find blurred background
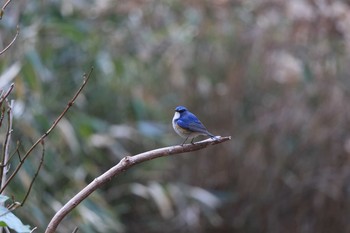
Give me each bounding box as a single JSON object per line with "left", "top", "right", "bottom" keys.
{"left": 1, "top": 0, "right": 350, "bottom": 232}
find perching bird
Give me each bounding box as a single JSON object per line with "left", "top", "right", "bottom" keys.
{"left": 172, "top": 106, "right": 215, "bottom": 145}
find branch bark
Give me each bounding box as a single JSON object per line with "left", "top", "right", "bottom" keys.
{"left": 45, "top": 136, "right": 231, "bottom": 233}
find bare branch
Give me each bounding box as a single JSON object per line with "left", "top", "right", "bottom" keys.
{"left": 0, "top": 68, "right": 93, "bottom": 193}
{"left": 21, "top": 140, "right": 45, "bottom": 206}
{"left": 0, "top": 27, "right": 19, "bottom": 55}
{"left": 45, "top": 136, "right": 231, "bottom": 233}
{"left": 0, "top": 84, "right": 14, "bottom": 108}
{"left": 0, "top": 84, "right": 14, "bottom": 130}
{"left": 0, "top": 0, "right": 12, "bottom": 19}
{"left": 0, "top": 107, "right": 5, "bottom": 129}
{"left": 0, "top": 141, "right": 21, "bottom": 167}
{"left": 0, "top": 100, "right": 13, "bottom": 189}
{"left": 16, "top": 147, "right": 21, "bottom": 162}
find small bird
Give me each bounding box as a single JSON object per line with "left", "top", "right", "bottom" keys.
{"left": 172, "top": 106, "right": 215, "bottom": 145}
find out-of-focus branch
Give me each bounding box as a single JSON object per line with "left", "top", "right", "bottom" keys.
{"left": 0, "top": 67, "right": 94, "bottom": 193}
{"left": 0, "top": 142, "right": 20, "bottom": 168}
{"left": 0, "top": 26, "right": 19, "bottom": 55}
{"left": 45, "top": 136, "right": 231, "bottom": 233}
{"left": 0, "top": 84, "right": 14, "bottom": 108}
{"left": 0, "top": 0, "right": 12, "bottom": 19}
{"left": 0, "top": 85, "right": 15, "bottom": 193}
{"left": 0, "top": 84, "right": 15, "bottom": 131}
{"left": 21, "top": 140, "right": 45, "bottom": 206}
{"left": 0, "top": 100, "right": 13, "bottom": 189}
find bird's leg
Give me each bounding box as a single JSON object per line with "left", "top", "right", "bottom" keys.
{"left": 208, "top": 133, "right": 218, "bottom": 141}
{"left": 191, "top": 137, "right": 195, "bottom": 144}
{"left": 181, "top": 136, "right": 189, "bottom": 146}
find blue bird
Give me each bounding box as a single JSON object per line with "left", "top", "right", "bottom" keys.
{"left": 172, "top": 106, "right": 215, "bottom": 145}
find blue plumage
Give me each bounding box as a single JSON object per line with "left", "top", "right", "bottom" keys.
{"left": 172, "top": 106, "right": 214, "bottom": 145}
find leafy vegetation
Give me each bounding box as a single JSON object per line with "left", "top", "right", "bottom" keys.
{"left": 1, "top": 0, "right": 350, "bottom": 232}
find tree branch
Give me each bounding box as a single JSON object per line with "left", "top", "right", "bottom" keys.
{"left": 0, "top": 0, "right": 12, "bottom": 19}
{"left": 0, "top": 83, "right": 14, "bottom": 108}
{"left": 20, "top": 139, "right": 45, "bottom": 206}
{"left": 0, "top": 100, "right": 13, "bottom": 189}
{"left": 0, "top": 68, "right": 93, "bottom": 193}
{"left": 45, "top": 136, "right": 231, "bottom": 233}
{"left": 0, "top": 26, "right": 19, "bottom": 55}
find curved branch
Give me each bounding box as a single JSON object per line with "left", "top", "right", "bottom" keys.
{"left": 45, "top": 136, "right": 231, "bottom": 233}
{"left": 0, "top": 0, "right": 12, "bottom": 19}
{"left": 0, "top": 26, "right": 19, "bottom": 55}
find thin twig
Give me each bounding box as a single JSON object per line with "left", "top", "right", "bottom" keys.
{"left": 2, "top": 0, "right": 11, "bottom": 11}
{"left": 0, "top": 0, "right": 12, "bottom": 19}
{"left": 0, "top": 107, "right": 5, "bottom": 129}
{"left": 0, "top": 0, "right": 11, "bottom": 19}
{"left": 6, "top": 201, "right": 20, "bottom": 212}
{"left": 45, "top": 136, "right": 231, "bottom": 233}
{"left": 21, "top": 140, "right": 45, "bottom": 206}
{"left": 0, "top": 84, "right": 14, "bottom": 108}
{"left": 16, "top": 148, "right": 21, "bottom": 162}
{"left": 0, "top": 142, "right": 20, "bottom": 168}
{"left": 0, "top": 100, "right": 13, "bottom": 233}
{"left": 0, "top": 67, "right": 94, "bottom": 193}
{"left": 0, "top": 100, "right": 13, "bottom": 189}
{"left": 0, "top": 84, "right": 14, "bottom": 129}
{"left": 5, "top": 141, "right": 20, "bottom": 166}
{"left": 0, "top": 27, "right": 19, "bottom": 55}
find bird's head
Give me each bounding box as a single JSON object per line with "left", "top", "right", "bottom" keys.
{"left": 175, "top": 106, "right": 188, "bottom": 113}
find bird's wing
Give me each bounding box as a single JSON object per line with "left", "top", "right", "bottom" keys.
{"left": 177, "top": 112, "right": 211, "bottom": 135}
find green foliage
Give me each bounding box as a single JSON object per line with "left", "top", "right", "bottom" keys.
{"left": 0, "top": 195, "right": 31, "bottom": 232}
{"left": 1, "top": 0, "right": 350, "bottom": 233}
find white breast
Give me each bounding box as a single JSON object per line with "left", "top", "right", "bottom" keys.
{"left": 172, "top": 112, "right": 180, "bottom": 130}
{"left": 173, "top": 112, "right": 180, "bottom": 121}
{"left": 172, "top": 112, "right": 186, "bottom": 138}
